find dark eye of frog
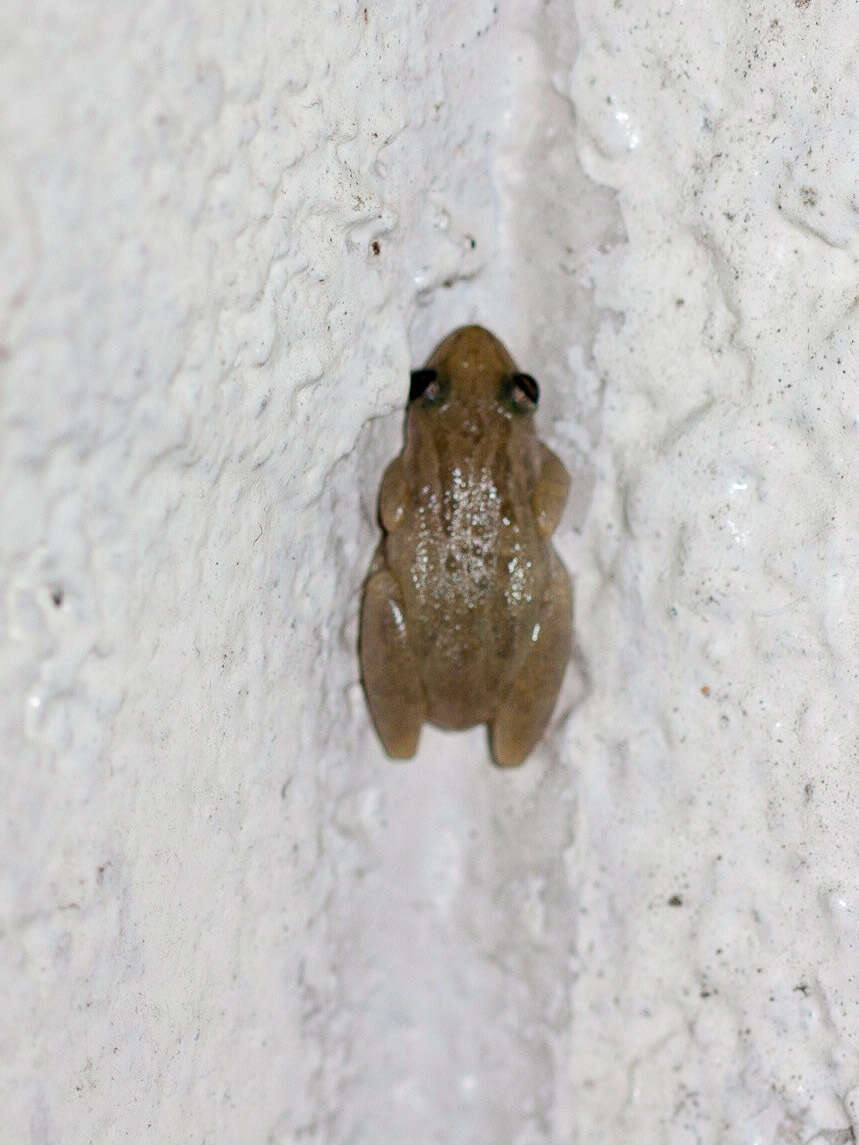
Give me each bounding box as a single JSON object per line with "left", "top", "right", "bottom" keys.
{"left": 409, "top": 368, "right": 445, "bottom": 405}
{"left": 505, "top": 372, "right": 539, "bottom": 412}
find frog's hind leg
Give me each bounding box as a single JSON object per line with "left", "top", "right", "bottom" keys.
{"left": 489, "top": 551, "right": 573, "bottom": 768}
{"left": 360, "top": 568, "right": 427, "bottom": 759}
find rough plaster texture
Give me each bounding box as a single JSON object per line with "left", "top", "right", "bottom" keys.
{"left": 2, "top": 1, "right": 858, "bottom": 1143}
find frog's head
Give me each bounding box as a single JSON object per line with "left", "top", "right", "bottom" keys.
{"left": 408, "top": 326, "right": 539, "bottom": 436}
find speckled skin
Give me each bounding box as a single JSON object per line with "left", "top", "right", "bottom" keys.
{"left": 360, "top": 326, "right": 573, "bottom": 767}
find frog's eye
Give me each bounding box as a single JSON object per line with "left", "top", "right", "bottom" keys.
{"left": 409, "top": 368, "right": 443, "bottom": 404}
{"left": 508, "top": 372, "right": 539, "bottom": 411}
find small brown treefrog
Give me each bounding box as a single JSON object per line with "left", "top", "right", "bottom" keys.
{"left": 360, "top": 325, "right": 573, "bottom": 767}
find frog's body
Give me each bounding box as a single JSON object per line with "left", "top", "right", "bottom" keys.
{"left": 360, "top": 325, "right": 573, "bottom": 767}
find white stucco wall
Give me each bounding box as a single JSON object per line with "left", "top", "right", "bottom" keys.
{"left": 3, "top": 1, "right": 858, "bottom": 1142}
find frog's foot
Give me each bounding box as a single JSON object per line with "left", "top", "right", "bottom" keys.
{"left": 489, "top": 551, "right": 572, "bottom": 767}
{"left": 360, "top": 569, "right": 427, "bottom": 759}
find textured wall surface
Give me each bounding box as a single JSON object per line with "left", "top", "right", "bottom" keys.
{"left": 2, "top": 1, "right": 858, "bottom": 1142}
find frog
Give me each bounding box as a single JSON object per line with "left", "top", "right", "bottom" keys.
{"left": 360, "top": 325, "right": 573, "bottom": 767}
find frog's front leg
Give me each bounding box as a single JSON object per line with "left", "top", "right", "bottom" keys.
{"left": 360, "top": 560, "right": 427, "bottom": 759}
{"left": 379, "top": 455, "right": 408, "bottom": 532}
{"left": 489, "top": 550, "right": 572, "bottom": 767}
{"left": 533, "top": 444, "right": 571, "bottom": 538}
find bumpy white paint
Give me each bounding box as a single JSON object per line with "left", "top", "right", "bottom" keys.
{"left": 2, "top": 1, "right": 857, "bottom": 1142}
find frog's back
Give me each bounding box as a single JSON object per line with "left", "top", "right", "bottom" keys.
{"left": 387, "top": 408, "right": 549, "bottom": 729}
